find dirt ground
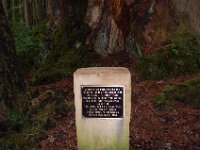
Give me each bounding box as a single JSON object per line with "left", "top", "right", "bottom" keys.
{"left": 33, "top": 54, "right": 200, "bottom": 150}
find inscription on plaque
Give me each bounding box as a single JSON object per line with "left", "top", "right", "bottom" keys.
{"left": 81, "top": 86, "right": 124, "bottom": 118}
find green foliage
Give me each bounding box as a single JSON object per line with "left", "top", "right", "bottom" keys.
{"left": 0, "top": 89, "right": 42, "bottom": 149}
{"left": 10, "top": 0, "right": 90, "bottom": 82}
{"left": 0, "top": 125, "right": 47, "bottom": 150}
{"left": 137, "top": 33, "right": 200, "bottom": 80}
{"left": 11, "top": 20, "right": 35, "bottom": 53}
{"left": 154, "top": 76, "right": 200, "bottom": 110}
{"left": 27, "top": 0, "right": 91, "bottom": 85}
{"left": 0, "top": 87, "right": 74, "bottom": 149}
{"left": 12, "top": 21, "right": 31, "bottom": 52}
{"left": 12, "top": 20, "right": 46, "bottom": 71}
{"left": 33, "top": 46, "right": 96, "bottom": 85}
{"left": 5, "top": 109, "right": 28, "bottom": 129}
{"left": 154, "top": 86, "right": 174, "bottom": 110}
{"left": 17, "top": 48, "right": 40, "bottom": 72}
{"left": 3, "top": 91, "right": 32, "bottom": 130}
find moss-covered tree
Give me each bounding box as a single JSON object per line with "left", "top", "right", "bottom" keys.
{"left": 0, "top": 2, "right": 24, "bottom": 108}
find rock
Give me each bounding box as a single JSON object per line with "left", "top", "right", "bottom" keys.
{"left": 75, "top": 42, "right": 82, "bottom": 49}
{"left": 69, "top": 120, "right": 75, "bottom": 127}
{"left": 136, "top": 144, "right": 142, "bottom": 148}
{"left": 165, "top": 143, "right": 173, "bottom": 150}
{"left": 175, "top": 120, "right": 181, "bottom": 125}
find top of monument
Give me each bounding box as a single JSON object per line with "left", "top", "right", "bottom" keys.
{"left": 74, "top": 67, "right": 130, "bottom": 75}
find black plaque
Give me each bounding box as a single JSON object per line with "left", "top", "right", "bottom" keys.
{"left": 81, "top": 86, "right": 124, "bottom": 118}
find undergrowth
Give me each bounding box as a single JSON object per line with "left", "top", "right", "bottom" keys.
{"left": 154, "top": 76, "right": 200, "bottom": 110}
{"left": 12, "top": 20, "right": 45, "bottom": 72}
{"left": 137, "top": 33, "right": 200, "bottom": 80}
{"left": 33, "top": 45, "right": 96, "bottom": 85}
{"left": 13, "top": 0, "right": 92, "bottom": 85}
{"left": 0, "top": 88, "right": 74, "bottom": 149}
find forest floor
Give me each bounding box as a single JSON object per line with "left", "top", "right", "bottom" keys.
{"left": 30, "top": 53, "right": 200, "bottom": 150}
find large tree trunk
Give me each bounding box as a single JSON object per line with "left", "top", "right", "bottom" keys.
{"left": 0, "top": 2, "right": 24, "bottom": 108}
{"left": 85, "top": 0, "right": 134, "bottom": 56}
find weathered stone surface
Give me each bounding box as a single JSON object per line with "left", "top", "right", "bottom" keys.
{"left": 74, "top": 67, "right": 131, "bottom": 150}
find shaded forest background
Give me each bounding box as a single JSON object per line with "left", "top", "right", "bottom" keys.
{"left": 0, "top": 0, "right": 200, "bottom": 149}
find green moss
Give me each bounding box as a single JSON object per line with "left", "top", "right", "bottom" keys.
{"left": 5, "top": 109, "right": 28, "bottom": 130}
{"left": 154, "top": 76, "right": 200, "bottom": 110}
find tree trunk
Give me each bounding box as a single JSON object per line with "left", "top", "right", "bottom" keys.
{"left": 0, "top": 2, "right": 24, "bottom": 108}
{"left": 60, "top": 0, "right": 67, "bottom": 17}
{"left": 46, "top": 0, "right": 54, "bottom": 17}
{"left": 2, "top": 0, "right": 12, "bottom": 19}
{"left": 23, "top": 0, "right": 32, "bottom": 27}
{"left": 1, "top": 0, "right": 12, "bottom": 19}
{"left": 40, "top": 0, "right": 46, "bottom": 21}
{"left": 33, "top": 0, "right": 46, "bottom": 24}
{"left": 11, "top": 0, "right": 15, "bottom": 20}
{"left": 2, "top": 0, "right": 8, "bottom": 17}
{"left": 85, "top": 0, "right": 132, "bottom": 56}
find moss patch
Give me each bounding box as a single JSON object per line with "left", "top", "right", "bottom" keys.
{"left": 154, "top": 76, "right": 200, "bottom": 110}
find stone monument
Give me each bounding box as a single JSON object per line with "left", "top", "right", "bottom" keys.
{"left": 74, "top": 67, "right": 131, "bottom": 150}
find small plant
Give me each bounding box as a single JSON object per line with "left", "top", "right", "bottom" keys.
{"left": 154, "top": 76, "right": 200, "bottom": 110}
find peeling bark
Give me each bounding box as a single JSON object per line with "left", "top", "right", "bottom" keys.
{"left": 85, "top": 0, "right": 132, "bottom": 56}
